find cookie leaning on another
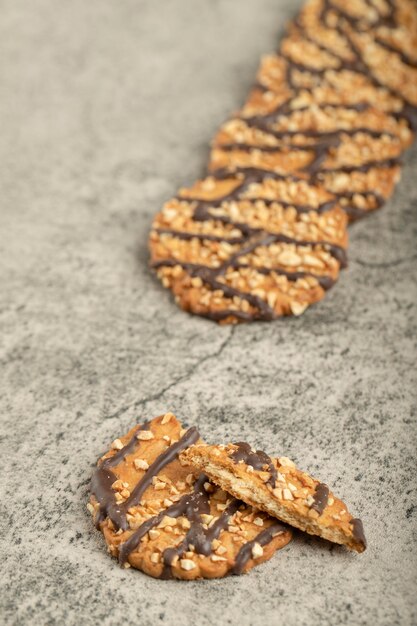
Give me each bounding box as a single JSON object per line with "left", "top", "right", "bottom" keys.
{"left": 88, "top": 414, "right": 292, "bottom": 579}
{"left": 180, "top": 441, "right": 366, "bottom": 553}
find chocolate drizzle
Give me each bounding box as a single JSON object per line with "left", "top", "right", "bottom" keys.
{"left": 91, "top": 425, "right": 199, "bottom": 531}
{"left": 311, "top": 482, "right": 329, "bottom": 515}
{"left": 231, "top": 522, "right": 288, "bottom": 575}
{"left": 231, "top": 442, "right": 277, "bottom": 488}
{"left": 118, "top": 473, "right": 245, "bottom": 577}
{"left": 351, "top": 517, "right": 367, "bottom": 550}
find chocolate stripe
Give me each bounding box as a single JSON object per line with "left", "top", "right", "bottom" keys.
{"left": 311, "top": 483, "right": 329, "bottom": 515}
{"left": 232, "top": 523, "right": 288, "bottom": 575}
{"left": 120, "top": 427, "right": 200, "bottom": 524}
{"left": 351, "top": 517, "right": 367, "bottom": 549}
{"left": 152, "top": 258, "right": 335, "bottom": 291}
{"left": 91, "top": 425, "right": 199, "bottom": 531}
{"left": 118, "top": 474, "right": 243, "bottom": 578}
{"left": 231, "top": 442, "right": 277, "bottom": 488}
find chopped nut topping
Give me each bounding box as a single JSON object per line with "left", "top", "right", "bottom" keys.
{"left": 180, "top": 559, "right": 196, "bottom": 571}
{"left": 204, "top": 482, "right": 214, "bottom": 493}
{"left": 228, "top": 525, "right": 239, "bottom": 533}
{"left": 150, "top": 552, "right": 160, "bottom": 564}
{"left": 86, "top": 503, "right": 95, "bottom": 515}
{"left": 111, "top": 439, "right": 124, "bottom": 451}
{"left": 180, "top": 518, "right": 191, "bottom": 530}
{"left": 201, "top": 514, "right": 214, "bottom": 525}
{"left": 154, "top": 481, "right": 166, "bottom": 491}
{"left": 278, "top": 457, "right": 296, "bottom": 468}
{"left": 305, "top": 495, "right": 315, "bottom": 507}
{"left": 134, "top": 458, "right": 149, "bottom": 471}
{"left": 283, "top": 488, "right": 294, "bottom": 501}
{"left": 253, "top": 517, "right": 264, "bottom": 527}
{"left": 158, "top": 515, "right": 177, "bottom": 528}
{"left": 211, "top": 555, "right": 227, "bottom": 562}
{"left": 216, "top": 545, "right": 227, "bottom": 555}
{"left": 251, "top": 543, "right": 264, "bottom": 559}
{"left": 148, "top": 529, "right": 160, "bottom": 540}
{"left": 185, "top": 474, "right": 195, "bottom": 486}
{"left": 259, "top": 471, "right": 271, "bottom": 483}
{"left": 136, "top": 430, "right": 154, "bottom": 441}
{"left": 273, "top": 488, "right": 282, "bottom": 499}
{"left": 161, "top": 412, "right": 174, "bottom": 425}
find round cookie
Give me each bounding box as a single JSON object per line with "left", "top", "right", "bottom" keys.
{"left": 149, "top": 172, "right": 348, "bottom": 323}
{"left": 89, "top": 414, "right": 292, "bottom": 579}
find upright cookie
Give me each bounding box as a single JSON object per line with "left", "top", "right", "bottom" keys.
{"left": 150, "top": 172, "right": 348, "bottom": 323}
{"left": 180, "top": 442, "right": 366, "bottom": 553}
{"left": 88, "top": 414, "right": 292, "bottom": 579}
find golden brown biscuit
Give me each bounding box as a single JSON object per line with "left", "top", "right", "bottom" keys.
{"left": 149, "top": 172, "right": 348, "bottom": 323}
{"left": 88, "top": 414, "right": 292, "bottom": 579}
{"left": 180, "top": 442, "right": 366, "bottom": 553}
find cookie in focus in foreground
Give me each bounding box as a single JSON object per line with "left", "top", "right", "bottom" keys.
{"left": 180, "top": 441, "right": 366, "bottom": 553}
{"left": 88, "top": 413, "right": 292, "bottom": 579}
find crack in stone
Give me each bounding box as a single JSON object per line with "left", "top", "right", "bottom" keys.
{"left": 352, "top": 254, "right": 417, "bottom": 269}
{"left": 105, "top": 325, "right": 236, "bottom": 420}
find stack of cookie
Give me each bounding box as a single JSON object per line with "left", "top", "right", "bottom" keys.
{"left": 89, "top": 414, "right": 366, "bottom": 579}
{"left": 149, "top": 0, "right": 417, "bottom": 323}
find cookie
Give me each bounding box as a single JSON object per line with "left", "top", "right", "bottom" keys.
{"left": 229, "top": 36, "right": 411, "bottom": 219}
{"left": 180, "top": 442, "right": 366, "bottom": 553}
{"left": 282, "top": 0, "right": 417, "bottom": 110}
{"left": 149, "top": 171, "right": 348, "bottom": 323}
{"left": 89, "top": 414, "right": 292, "bottom": 579}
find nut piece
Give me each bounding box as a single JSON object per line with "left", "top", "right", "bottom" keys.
{"left": 136, "top": 430, "right": 154, "bottom": 441}
{"left": 211, "top": 554, "right": 227, "bottom": 562}
{"left": 180, "top": 559, "right": 196, "bottom": 571}
{"left": 161, "top": 412, "right": 174, "bottom": 424}
{"left": 111, "top": 439, "right": 124, "bottom": 450}
{"left": 282, "top": 488, "right": 294, "bottom": 501}
{"left": 134, "top": 459, "right": 149, "bottom": 471}
{"left": 251, "top": 543, "right": 264, "bottom": 559}
{"left": 148, "top": 529, "right": 160, "bottom": 540}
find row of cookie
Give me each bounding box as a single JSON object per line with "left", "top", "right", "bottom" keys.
{"left": 89, "top": 413, "right": 365, "bottom": 580}
{"left": 210, "top": 0, "right": 417, "bottom": 218}
{"left": 149, "top": 0, "right": 417, "bottom": 323}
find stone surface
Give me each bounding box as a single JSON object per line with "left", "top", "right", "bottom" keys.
{"left": 1, "top": 1, "right": 416, "bottom": 625}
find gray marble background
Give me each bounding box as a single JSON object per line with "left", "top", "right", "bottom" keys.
{"left": 1, "top": 1, "right": 416, "bottom": 624}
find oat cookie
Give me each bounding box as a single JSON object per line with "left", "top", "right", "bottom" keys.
{"left": 89, "top": 414, "right": 292, "bottom": 579}
{"left": 149, "top": 171, "right": 348, "bottom": 323}
{"left": 181, "top": 442, "right": 366, "bottom": 553}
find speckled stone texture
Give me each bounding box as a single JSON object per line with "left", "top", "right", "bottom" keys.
{"left": 1, "top": 1, "right": 416, "bottom": 624}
